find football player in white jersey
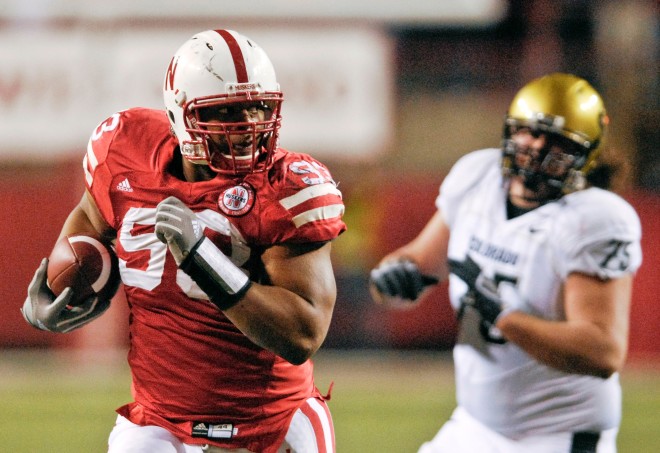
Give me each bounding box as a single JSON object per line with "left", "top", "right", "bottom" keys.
{"left": 370, "top": 73, "right": 642, "bottom": 453}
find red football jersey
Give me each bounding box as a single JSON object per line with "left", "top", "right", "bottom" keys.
{"left": 83, "top": 108, "right": 346, "bottom": 452}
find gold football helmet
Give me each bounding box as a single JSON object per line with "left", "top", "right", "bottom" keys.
{"left": 502, "top": 73, "right": 608, "bottom": 196}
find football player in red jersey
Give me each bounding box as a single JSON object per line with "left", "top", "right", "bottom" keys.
{"left": 22, "top": 29, "right": 345, "bottom": 453}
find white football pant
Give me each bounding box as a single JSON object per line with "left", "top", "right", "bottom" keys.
{"left": 108, "top": 397, "right": 335, "bottom": 453}
{"left": 418, "top": 406, "right": 617, "bottom": 453}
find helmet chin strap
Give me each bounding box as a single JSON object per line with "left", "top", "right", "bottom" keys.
{"left": 219, "top": 149, "right": 261, "bottom": 171}
{"left": 204, "top": 139, "right": 266, "bottom": 173}
{"left": 218, "top": 131, "right": 270, "bottom": 170}
{"left": 222, "top": 150, "right": 260, "bottom": 162}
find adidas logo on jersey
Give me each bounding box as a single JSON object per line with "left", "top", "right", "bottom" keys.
{"left": 116, "top": 178, "right": 133, "bottom": 192}
{"left": 191, "top": 421, "right": 236, "bottom": 439}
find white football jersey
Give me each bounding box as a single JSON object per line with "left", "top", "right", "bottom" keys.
{"left": 436, "top": 149, "right": 643, "bottom": 438}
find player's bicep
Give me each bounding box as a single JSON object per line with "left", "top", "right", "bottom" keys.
{"left": 387, "top": 210, "right": 451, "bottom": 280}
{"left": 262, "top": 241, "right": 337, "bottom": 309}
{"left": 563, "top": 272, "right": 632, "bottom": 367}
{"left": 59, "top": 191, "right": 114, "bottom": 243}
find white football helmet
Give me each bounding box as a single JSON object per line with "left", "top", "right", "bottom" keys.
{"left": 163, "top": 29, "right": 283, "bottom": 174}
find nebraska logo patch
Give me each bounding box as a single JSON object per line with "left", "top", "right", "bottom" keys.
{"left": 218, "top": 183, "right": 255, "bottom": 216}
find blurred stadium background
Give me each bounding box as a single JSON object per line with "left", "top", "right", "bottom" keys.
{"left": 1, "top": 0, "right": 658, "bottom": 451}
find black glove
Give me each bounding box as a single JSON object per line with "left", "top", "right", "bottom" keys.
{"left": 370, "top": 260, "right": 439, "bottom": 301}
{"left": 461, "top": 274, "right": 503, "bottom": 327}
{"left": 449, "top": 256, "right": 522, "bottom": 328}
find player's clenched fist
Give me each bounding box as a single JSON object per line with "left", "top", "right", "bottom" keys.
{"left": 155, "top": 195, "right": 251, "bottom": 310}
{"left": 22, "top": 258, "right": 111, "bottom": 333}
{"left": 370, "top": 260, "right": 439, "bottom": 304}
{"left": 155, "top": 196, "right": 204, "bottom": 265}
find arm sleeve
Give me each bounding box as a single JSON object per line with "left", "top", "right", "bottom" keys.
{"left": 556, "top": 191, "right": 643, "bottom": 280}
{"left": 436, "top": 149, "right": 502, "bottom": 228}
{"left": 266, "top": 155, "right": 347, "bottom": 244}
{"left": 83, "top": 112, "right": 122, "bottom": 229}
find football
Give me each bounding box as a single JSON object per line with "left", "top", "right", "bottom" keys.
{"left": 47, "top": 233, "right": 120, "bottom": 306}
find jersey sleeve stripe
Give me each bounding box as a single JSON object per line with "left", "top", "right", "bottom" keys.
{"left": 83, "top": 139, "right": 99, "bottom": 187}
{"left": 291, "top": 204, "right": 345, "bottom": 228}
{"left": 279, "top": 183, "right": 342, "bottom": 210}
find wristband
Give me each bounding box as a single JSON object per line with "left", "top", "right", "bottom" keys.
{"left": 180, "top": 237, "right": 252, "bottom": 310}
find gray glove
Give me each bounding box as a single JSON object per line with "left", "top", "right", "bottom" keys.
{"left": 155, "top": 195, "right": 251, "bottom": 310}
{"left": 21, "top": 258, "right": 111, "bottom": 333}
{"left": 155, "top": 196, "right": 204, "bottom": 265}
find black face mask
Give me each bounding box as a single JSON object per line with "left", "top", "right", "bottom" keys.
{"left": 502, "top": 127, "right": 589, "bottom": 203}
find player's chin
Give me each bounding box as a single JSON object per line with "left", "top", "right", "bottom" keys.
{"left": 515, "top": 177, "right": 561, "bottom": 204}
{"left": 525, "top": 184, "right": 562, "bottom": 203}
{"left": 208, "top": 152, "right": 234, "bottom": 171}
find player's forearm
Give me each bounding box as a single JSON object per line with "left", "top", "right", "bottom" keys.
{"left": 375, "top": 211, "right": 450, "bottom": 282}
{"left": 497, "top": 312, "right": 626, "bottom": 378}
{"left": 224, "top": 284, "right": 334, "bottom": 365}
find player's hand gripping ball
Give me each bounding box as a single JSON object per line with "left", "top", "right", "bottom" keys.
{"left": 47, "top": 234, "right": 120, "bottom": 306}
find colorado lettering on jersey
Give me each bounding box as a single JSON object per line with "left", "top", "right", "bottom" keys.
{"left": 469, "top": 236, "right": 518, "bottom": 265}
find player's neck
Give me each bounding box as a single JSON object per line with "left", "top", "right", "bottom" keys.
{"left": 178, "top": 157, "right": 217, "bottom": 182}
{"left": 507, "top": 178, "right": 542, "bottom": 219}
{"left": 506, "top": 196, "right": 534, "bottom": 219}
